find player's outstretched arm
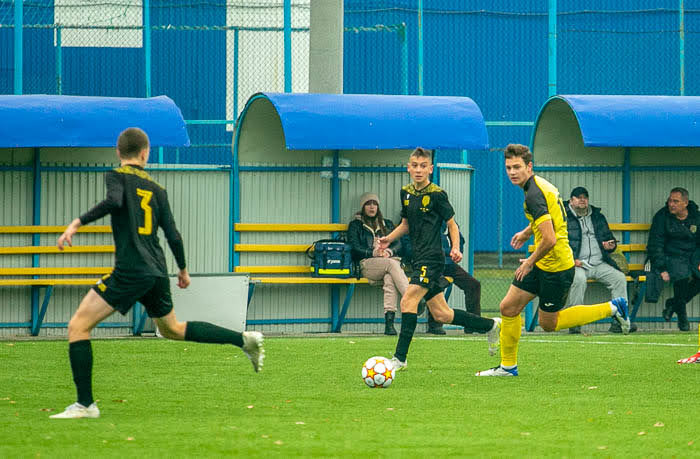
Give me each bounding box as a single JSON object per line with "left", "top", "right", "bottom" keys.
{"left": 57, "top": 218, "right": 82, "bottom": 251}
{"left": 378, "top": 218, "right": 408, "bottom": 250}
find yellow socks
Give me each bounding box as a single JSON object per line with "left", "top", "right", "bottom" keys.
{"left": 500, "top": 314, "right": 522, "bottom": 367}
{"left": 554, "top": 302, "right": 612, "bottom": 331}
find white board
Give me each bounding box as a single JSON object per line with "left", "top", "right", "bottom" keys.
{"left": 170, "top": 274, "right": 249, "bottom": 332}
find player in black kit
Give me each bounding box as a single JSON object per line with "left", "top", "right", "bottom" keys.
{"left": 50, "top": 128, "right": 264, "bottom": 419}
{"left": 378, "top": 147, "right": 501, "bottom": 371}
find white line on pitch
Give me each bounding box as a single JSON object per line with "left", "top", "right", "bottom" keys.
{"left": 417, "top": 337, "right": 696, "bottom": 347}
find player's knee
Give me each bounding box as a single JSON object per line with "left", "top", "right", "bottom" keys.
{"left": 540, "top": 322, "right": 557, "bottom": 332}
{"left": 431, "top": 309, "right": 450, "bottom": 323}
{"left": 159, "top": 321, "right": 185, "bottom": 340}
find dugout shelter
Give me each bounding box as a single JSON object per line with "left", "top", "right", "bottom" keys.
{"left": 0, "top": 95, "right": 204, "bottom": 337}
{"left": 527, "top": 94, "right": 700, "bottom": 331}
{"left": 233, "top": 92, "right": 488, "bottom": 333}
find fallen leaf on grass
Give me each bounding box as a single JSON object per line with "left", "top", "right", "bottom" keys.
{"left": 5, "top": 343, "right": 14, "bottom": 346}
{"left": 40, "top": 408, "right": 53, "bottom": 412}
{"left": 261, "top": 435, "right": 269, "bottom": 439}
{"left": 521, "top": 432, "right": 531, "bottom": 436}
{"left": 588, "top": 386, "right": 598, "bottom": 390}
{"left": 638, "top": 431, "right": 646, "bottom": 436}
{"left": 0, "top": 397, "right": 9, "bottom": 400}
{"left": 9, "top": 401, "right": 16, "bottom": 404}
{"left": 295, "top": 422, "right": 305, "bottom": 425}
{"left": 386, "top": 408, "right": 394, "bottom": 411}
{"left": 597, "top": 446, "right": 608, "bottom": 450}
{"left": 247, "top": 405, "right": 254, "bottom": 409}
{"left": 688, "top": 441, "right": 694, "bottom": 446}
{"left": 654, "top": 422, "right": 664, "bottom": 427}
{"left": 126, "top": 437, "right": 135, "bottom": 441}
{"left": 113, "top": 399, "right": 127, "bottom": 403}
{"left": 348, "top": 341, "right": 356, "bottom": 344}
{"left": 274, "top": 440, "right": 283, "bottom": 445}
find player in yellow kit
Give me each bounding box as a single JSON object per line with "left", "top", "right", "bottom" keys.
{"left": 476, "top": 144, "right": 630, "bottom": 377}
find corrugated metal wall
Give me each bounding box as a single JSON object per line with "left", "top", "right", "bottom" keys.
{"left": 241, "top": 159, "right": 473, "bottom": 333}
{"left": 0, "top": 161, "right": 230, "bottom": 337}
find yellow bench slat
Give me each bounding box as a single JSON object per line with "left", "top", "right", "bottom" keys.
{"left": 235, "top": 266, "right": 311, "bottom": 274}
{"left": 0, "top": 245, "right": 115, "bottom": 255}
{"left": 0, "top": 267, "right": 112, "bottom": 276}
{"left": 0, "top": 278, "right": 100, "bottom": 286}
{"left": 616, "top": 243, "right": 647, "bottom": 252}
{"left": 234, "top": 244, "right": 309, "bottom": 253}
{"left": 251, "top": 277, "right": 370, "bottom": 284}
{"left": 0, "top": 225, "right": 111, "bottom": 234}
{"left": 235, "top": 223, "right": 348, "bottom": 232}
{"left": 608, "top": 223, "right": 651, "bottom": 231}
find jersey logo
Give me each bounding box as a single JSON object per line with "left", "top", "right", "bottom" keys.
{"left": 420, "top": 195, "right": 430, "bottom": 212}
{"left": 403, "top": 199, "right": 409, "bottom": 206}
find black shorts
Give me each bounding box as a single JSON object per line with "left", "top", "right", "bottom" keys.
{"left": 512, "top": 266, "right": 574, "bottom": 313}
{"left": 410, "top": 261, "right": 451, "bottom": 301}
{"left": 93, "top": 271, "right": 173, "bottom": 318}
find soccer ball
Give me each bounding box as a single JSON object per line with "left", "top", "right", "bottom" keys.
{"left": 361, "top": 356, "right": 395, "bottom": 388}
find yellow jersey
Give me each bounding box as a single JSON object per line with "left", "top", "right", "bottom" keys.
{"left": 522, "top": 175, "right": 574, "bottom": 272}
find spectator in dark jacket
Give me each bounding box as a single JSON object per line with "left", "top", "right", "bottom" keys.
{"left": 347, "top": 192, "right": 408, "bottom": 335}
{"left": 564, "top": 187, "right": 633, "bottom": 334}
{"left": 647, "top": 187, "right": 700, "bottom": 332}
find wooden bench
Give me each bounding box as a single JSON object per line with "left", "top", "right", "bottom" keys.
{"left": 0, "top": 225, "right": 152, "bottom": 335}
{"left": 526, "top": 223, "right": 650, "bottom": 331}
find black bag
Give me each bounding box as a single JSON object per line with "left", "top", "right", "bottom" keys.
{"left": 307, "top": 239, "right": 354, "bottom": 278}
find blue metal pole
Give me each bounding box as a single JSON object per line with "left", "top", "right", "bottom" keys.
{"left": 233, "top": 28, "right": 240, "bottom": 120}
{"left": 622, "top": 148, "right": 631, "bottom": 243}
{"left": 284, "top": 0, "right": 292, "bottom": 93}
{"left": 547, "top": 0, "right": 557, "bottom": 97}
{"left": 144, "top": 0, "right": 152, "bottom": 97}
{"left": 31, "top": 149, "right": 41, "bottom": 333}
{"left": 399, "top": 23, "right": 408, "bottom": 95}
{"left": 55, "top": 27, "right": 62, "bottom": 95}
{"left": 417, "top": 0, "right": 424, "bottom": 95}
{"left": 680, "top": 0, "right": 685, "bottom": 96}
{"left": 468, "top": 168, "right": 475, "bottom": 273}
{"left": 14, "top": 0, "right": 23, "bottom": 94}
{"left": 498, "top": 170, "right": 503, "bottom": 268}
{"left": 331, "top": 151, "right": 340, "bottom": 223}
{"left": 158, "top": 146, "right": 163, "bottom": 164}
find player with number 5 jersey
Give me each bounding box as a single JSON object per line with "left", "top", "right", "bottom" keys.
{"left": 51, "top": 127, "right": 264, "bottom": 420}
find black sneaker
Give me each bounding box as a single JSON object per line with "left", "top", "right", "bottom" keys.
{"left": 568, "top": 326, "right": 582, "bottom": 334}
{"left": 662, "top": 299, "right": 674, "bottom": 322}
{"left": 609, "top": 322, "right": 638, "bottom": 333}
{"left": 427, "top": 326, "right": 446, "bottom": 335}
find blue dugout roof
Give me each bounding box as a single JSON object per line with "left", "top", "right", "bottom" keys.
{"left": 241, "top": 92, "right": 489, "bottom": 150}
{"left": 0, "top": 95, "right": 190, "bottom": 148}
{"left": 535, "top": 95, "right": 700, "bottom": 148}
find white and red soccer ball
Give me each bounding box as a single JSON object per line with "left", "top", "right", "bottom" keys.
{"left": 362, "top": 356, "right": 395, "bottom": 388}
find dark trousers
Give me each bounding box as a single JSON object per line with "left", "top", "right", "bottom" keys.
{"left": 672, "top": 276, "right": 700, "bottom": 310}
{"left": 444, "top": 262, "right": 481, "bottom": 315}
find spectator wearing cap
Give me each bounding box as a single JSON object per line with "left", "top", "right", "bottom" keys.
{"left": 347, "top": 192, "right": 409, "bottom": 335}
{"left": 647, "top": 187, "right": 700, "bottom": 332}
{"left": 564, "top": 187, "right": 634, "bottom": 333}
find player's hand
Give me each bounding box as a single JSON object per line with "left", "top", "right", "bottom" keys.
{"left": 57, "top": 218, "right": 81, "bottom": 251}
{"left": 381, "top": 249, "right": 392, "bottom": 258}
{"left": 450, "top": 247, "right": 462, "bottom": 263}
{"left": 515, "top": 258, "right": 533, "bottom": 281}
{"left": 574, "top": 259, "right": 582, "bottom": 268}
{"left": 177, "top": 268, "right": 191, "bottom": 289}
{"left": 510, "top": 230, "right": 529, "bottom": 250}
{"left": 661, "top": 271, "right": 670, "bottom": 282}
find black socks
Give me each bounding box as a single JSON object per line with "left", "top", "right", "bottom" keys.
{"left": 184, "top": 321, "right": 244, "bottom": 347}
{"left": 69, "top": 340, "right": 94, "bottom": 407}
{"left": 451, "top": 309, "right": 494, "bottom": 333}
{"left": 394, "top": 312, "right": 417, "bottom": 362}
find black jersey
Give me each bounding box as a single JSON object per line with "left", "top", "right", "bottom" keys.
{"left": 79, "top": 165, "right": 186, "bottom": 277}
{"left": 400, "top": 183, "right": 455, "bottom": 264}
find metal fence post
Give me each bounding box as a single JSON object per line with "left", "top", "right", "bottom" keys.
{"left": 14, "top": 0, "right": 23, "bottom": 94}
{"left": 417, "top": 0, "right": 423, "bottom": 95}
{"left": 284, "top": 0, "right": 292, "bottom": 92}
{"left": 144, "top": 0, "right": 152, "bottom": 97}
{"left": 548, "top": 0, "right": 557, "bottom": 97}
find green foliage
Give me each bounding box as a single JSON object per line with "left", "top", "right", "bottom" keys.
{"left": 1, "top": 334, "right": 698, "bottom": 458}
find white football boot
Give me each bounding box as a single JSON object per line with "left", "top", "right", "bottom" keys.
{"left": 242, "top": 331, "right": 265, "bottom": 372}
{"left": 50, "top": 402, "right": 100, "bottom": 419}
{"left": 487, "top": 317, "right": 502, "bottom": 356}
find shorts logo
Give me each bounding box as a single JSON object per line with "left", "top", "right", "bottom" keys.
{"left": 691, "top": 225, "right": 697, "bottom": 234}
{"left": 543, "top": 302, "right": 554, "bottom": 308}
{"left": 420, "top": 277, "right": 429, "bottom": 284}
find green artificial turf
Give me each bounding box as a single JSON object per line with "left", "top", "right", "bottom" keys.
{"left": 1, "top": 333, "right": 698, "bottom": 458}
